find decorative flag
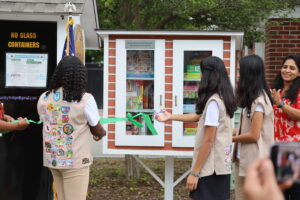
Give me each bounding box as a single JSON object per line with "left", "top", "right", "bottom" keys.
{"left": 62, "top": 18, "right": 76, "bottom": 58}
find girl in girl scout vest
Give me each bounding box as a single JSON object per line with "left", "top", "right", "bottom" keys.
{"left": 156, "top": 56, "right": 236, "bottom": 200}
{"left": 37, "top": 56, "right": 106, "bottom": 200}
{"left": 233, "top": 54, "right": 274, "bottom": 200}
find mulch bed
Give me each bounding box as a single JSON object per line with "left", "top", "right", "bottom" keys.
{"left": 88, "top": 158, "right": 235, "bottom": 200}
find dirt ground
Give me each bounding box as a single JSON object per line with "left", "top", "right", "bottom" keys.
{"left": 87, "top": 158, "right": 235, "bottom": 200}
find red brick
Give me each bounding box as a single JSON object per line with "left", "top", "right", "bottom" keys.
{"left": 223, "top": 43, "right": 231, "bottom": 50}
{"left": 108, "top": 141, "right": 115, "bottom": 148}
{"left": 165, "top": 93, "right": 172, "bottom": 100}
{"left": 284, "top": 26, "right": 297, "bottom": 30}
{"left": 109, "top": 42, "right": 116, "bottom": 48}
{"left": 165, "top": 84, "right": 172, "bottom": 92}
{"left": 164, "top": 126, "right": 172, "bottom": 132}
{"left": 276, "top": 48, "right": 289, "bottom": 52}
{"left": 108, "top": 66, "right": 116, "bottom": 73}
{"left": 108, "top": 91, "right": 115, "bottom": 98}
{"left": 290, "top": 22, "right": 300, "bottom": 26}
{"left": 108, "top": 75, "right": 116, "bottom": 82}
{"left": 164, "top": 142, "right": 172, "bottom": 149}
{"left": 108, "top": 83, "right": 115, "bottom": 90}
{"left": 107, "top": 133, "right": 115, "bottom": 140}
{"left": 165, "top": 134, "right": 172, "bottom": 140}
{"left": 278, "top": 31, "right": 289, "bottom": 35}
{"left": 109, "top": 57, "right": 116, "bottom": 65}
{"left": 165, "top": 101, "right": 172, "bottom": 108}
{"left": 108, "top": 99, "right": 115, "bottom": 106}
{"left": 165, "top": 59, "right": 173, "bottom": 65}
{"left": 165, "top": 42, "right": 173, "bottom": 49}
{"left": 165, "top": 76, "right": 173, "bottom": 83}
{"left": 109, "top": 49, "right": 116, "bottom": 56}
{"left": 269, "top": 44, "right": 283, "bottom": 48}
{"left": 277, "top": 40, "right": 290, "bottom": 43}
{"left": 165, "top": 67, "right": 173, "bottom": 74}
{"left": 165, "top": 50, "right": 173, "bottom": 57}
{"left": 283, "top": 35, "right": 297, "bottom": 39}
{"left": 223, "top": 51, "right": 230, "bottom": 58}
{"left": 108, "top": 108, "right": 115, "bottom": 115}
{"left": 108, "top": 124, "right": 115, "bottom": 131}
{"left": 271, "top": 35, "right": 283, "bottom": 39}
{"left": 269, "top": 26, "right": 283, "bottom": 30}
{"left": 224, "top": 60, "right": 230, "bottom": 67}
{"left": 283, "top": 44, "right": 296, "bottom": 48}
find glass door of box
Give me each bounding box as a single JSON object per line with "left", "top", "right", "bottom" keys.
{"left": 115, "top": 39, "right": 165, "bottom": 146}
{"left": 172, "top": 40, "right": 223, "bottom": 147}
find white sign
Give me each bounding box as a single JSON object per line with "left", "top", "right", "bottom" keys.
{"left": 6, "top": 53, "right": 48, "bottom": 88}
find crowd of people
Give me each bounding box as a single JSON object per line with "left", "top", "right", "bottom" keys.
{"left": 156, "top": 54, "right": 300, "bottom": 200}
{"left": 1, "top": 53, "right": 299, "bottom": 200}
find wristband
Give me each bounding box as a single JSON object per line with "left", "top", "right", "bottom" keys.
{"left": 277, "top": 101, "right": 285, "bottom": 108}
{"left": 190, "top": 172, "right": 201, "bottom": 178}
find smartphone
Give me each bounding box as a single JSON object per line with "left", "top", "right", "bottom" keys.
{"left": 270, "top": 142, "right": 300, "bottom": 183}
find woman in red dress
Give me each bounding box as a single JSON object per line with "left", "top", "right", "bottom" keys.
{"left": 271, "top": 54, "right": 300, "bottom": 199}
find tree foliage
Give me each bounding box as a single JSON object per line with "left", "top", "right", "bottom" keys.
{"left": 97, "top": 0, "right": 299, "bottom": 46}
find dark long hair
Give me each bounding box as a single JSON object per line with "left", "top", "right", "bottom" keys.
{"left": 47, "top": 56, "right": 87, "bottom": 102}
{"left": 272, "top": 54, "right": 300, "bottom": 104}
{"left": 236, "top": 55, "right": 272, "bottom": 112}
{"left": 196, "top": 56, "right": 236, "bottom": 118}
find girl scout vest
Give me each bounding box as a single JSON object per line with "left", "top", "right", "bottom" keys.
{"left": 37, "top": 88, "right": 93, "bottom": 169}
{"left": 236, "top": 91, "right": 274, "bottom": 176}
{"left": 192, "top": 94, "right": 233, "bottom": 177}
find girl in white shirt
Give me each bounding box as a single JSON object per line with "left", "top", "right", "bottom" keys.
{"left": 156, "top": 56, "right": 236, "bottom": 200}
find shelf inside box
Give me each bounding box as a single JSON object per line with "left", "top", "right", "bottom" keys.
{"left": 184, "top": 78, "right": 201, "bottom": 82}
{"left": 126, "top": 73, "right": 154, "bottom": 79}
{"left": 127, "top": 77, "right": 154, "bottom": 80}
{"left": 127, "top": 109, "right": 154, "bottom": 113}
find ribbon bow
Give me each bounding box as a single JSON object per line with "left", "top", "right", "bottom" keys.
{"left": 100, "top": 113, "right": 158, "bottom": 135}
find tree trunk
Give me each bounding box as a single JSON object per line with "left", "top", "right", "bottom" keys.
{"left": 125, "top": 154, "right": 140, "bottom": 180}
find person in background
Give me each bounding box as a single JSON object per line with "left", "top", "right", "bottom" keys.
{"left": 0, "top": 102, "right": 29, "bottom": 132}
{"left": 271, "top": 54, "right": 300, "bottom": 200}
{"left": 244, "top": 157, "right": 293, "bottom": 200}
{"left": 233, "top": 54, "right": 274, "bottom": 200}
{"left": 37, "top": 56, "right": 106, "bottom": 200}
{"left": 156, "top": 56, "right": 236, "bottom": 200}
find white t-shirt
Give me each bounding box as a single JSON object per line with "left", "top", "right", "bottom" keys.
{"left": 84, "top": 96, "right": 100, "bottom": 126}
{"left": 204, "top": 100, "right": 219, "bottom": 127}
{"left": 237, "top": 104, "right": 264, "bottom": 159}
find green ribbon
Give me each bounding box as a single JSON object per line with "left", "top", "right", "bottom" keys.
{"left": 100, "top": 113, "right": 158, "bottom": 135}
{"left": 0, "top": 120, "right": 43, "bottom": 135}
{"left": 1, "top": 113, "right": 158, "bottom": 136}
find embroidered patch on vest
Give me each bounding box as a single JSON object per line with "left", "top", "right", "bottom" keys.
{"left": 63, "top": 124, "right": 74, "bottom": 135}
{"left": 82, "top": 158, "right": 90, "bottom": 164}
{"left": 66, "top": 150, "right": 73, "bottom": 158}
{"left": 53, "top": 105, "right": 61, "bottom": 111}
{"left": 52, "top": 159, "right": 57, "bottom": 167}
{"left": 47, "top": 104, "right": 53, "bottom": 111}
{"left": 62, "top": 115, "right": 69, "bottom": 123}
{"left": 44, "top": 124, "right": 51, "bottom": 133}
{"left": 61, "top": 106, "right": 70, "bottom": 114}
{"left": 53, "top": 92, "right": 61, "bottom": 101}
{"left": 45, "top": 142, "right": 51, "bottom": 148}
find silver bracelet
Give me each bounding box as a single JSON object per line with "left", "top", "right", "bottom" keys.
{"left": 190, "top": 172, "right": 201, "bottom": 178}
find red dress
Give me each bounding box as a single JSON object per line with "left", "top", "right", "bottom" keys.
{"left": 273, "top": 90, "right": 300, "bottom": 141}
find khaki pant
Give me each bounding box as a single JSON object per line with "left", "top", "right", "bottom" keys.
{"left": 234, "top": 162, "right": 245, "bottom": 200}
{"left": 50, "top": 166, "right": 90, "bottom": 200}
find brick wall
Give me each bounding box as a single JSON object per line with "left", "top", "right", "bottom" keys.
{"left": 265, "top": 18, "right": 300, "bottom": 85}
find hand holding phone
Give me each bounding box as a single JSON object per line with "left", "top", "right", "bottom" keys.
{"left": 270, "top": 142, "right": 300, "bottom": 183}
